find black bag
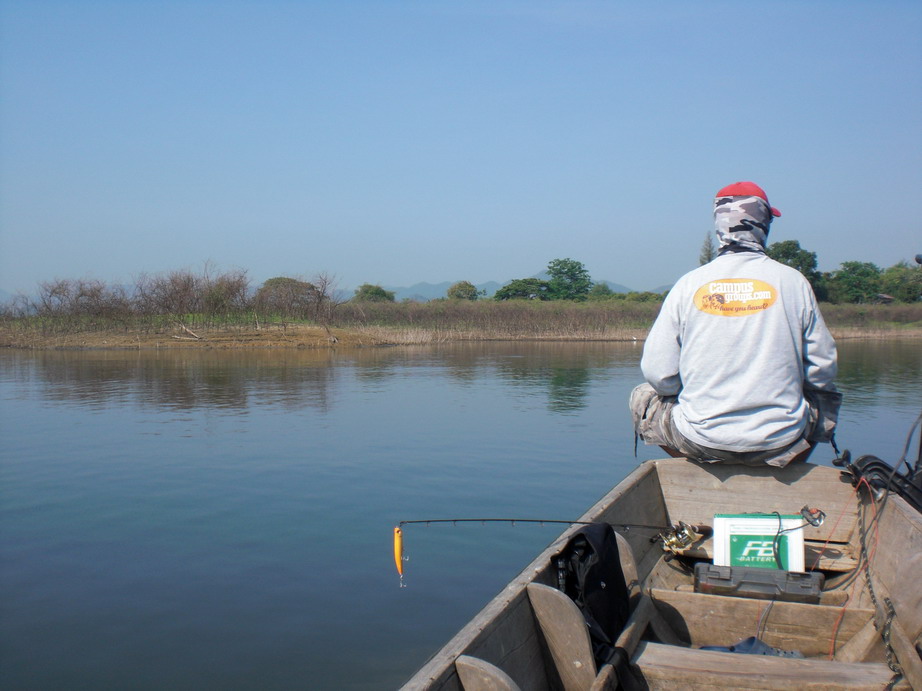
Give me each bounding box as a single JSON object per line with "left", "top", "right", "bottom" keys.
{"left": 554, "top": 522, "right": 630, "bottom": 669}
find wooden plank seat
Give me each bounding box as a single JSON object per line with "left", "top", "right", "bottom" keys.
{"left": 525, "top": 583, "right": 631, "bottom": 691}
{"left": 526, "top": 583, "right": 598, "bottom": 691}
{"left": 654, "top": 460, "right": 860, "bottom": 546}
{"left": 525, "top": 530, "right": 673, "bottom": 691}
{"left": 632, "top": 641, "right": 911, "bottom": 690}
{"left": 455, "top": 656, "right": 521, "bottom": 691}
{"left": 648, "top": 587, "right": 875, "bottom": 658}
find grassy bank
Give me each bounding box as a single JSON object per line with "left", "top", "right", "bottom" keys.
{"left": 1, "top": 301, "right": 920, "bottom": 349}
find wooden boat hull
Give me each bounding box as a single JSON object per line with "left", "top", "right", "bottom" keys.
{"left": 401, "top": 458, "right": 922, "bottom": 690}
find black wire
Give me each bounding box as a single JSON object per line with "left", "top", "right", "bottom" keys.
{"left": 757, "top": 600, "right": 775, "bottom": 640}
{"left": 832, "top": 415, "right": 920, "bottom": 586}
{"left": 897, "top": 410, "right": 922, "bottom": 475}
{"left": 772, "top": 512, "right": 784, "bottom": 570}
{"left": 770, "top": 512, "right": 812, "bottom": 570}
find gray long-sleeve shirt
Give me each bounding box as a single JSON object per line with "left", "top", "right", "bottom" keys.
{"left": 640, "top": 251, "right": 838, "bottom": 452}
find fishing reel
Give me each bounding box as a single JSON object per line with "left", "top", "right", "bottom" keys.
{"left": 653, "top": 521, "right": 713, "bottom": 556}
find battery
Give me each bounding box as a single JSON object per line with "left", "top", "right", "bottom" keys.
{"left": 713, "top": 513, "right": 805, "bottom": 571}
{"left": 694, "top": 563, "right": 825, "bottom": 604}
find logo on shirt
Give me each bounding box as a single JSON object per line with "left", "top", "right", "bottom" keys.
{"left": 693, "top": 278, "right": 777, "bottom": 316}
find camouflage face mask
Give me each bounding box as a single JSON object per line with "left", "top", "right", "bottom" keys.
{"left": 713, "top": 195, "right": 773, "bottom": 252}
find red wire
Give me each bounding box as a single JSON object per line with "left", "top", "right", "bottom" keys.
{"left": 827, "top": 478, "right": 883, "bottom": 660}
{"left": 810, "top": 486, "right": 854, "bottom": 571}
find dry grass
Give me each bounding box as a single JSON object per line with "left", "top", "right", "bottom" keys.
{"left": 0, "top": 323, "right": 386, "bottom": 350}
{"left": 827, "top": 326, "right": 922, "bottom": 340}
{"left": 2, "top": 300, "right": 920, "bottom": 349}
{"left": 347, "top": 325, "right": 649, "bottom": 345}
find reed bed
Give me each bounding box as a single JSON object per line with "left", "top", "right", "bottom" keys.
{"left": 2, "top": 300, "right": 920, "bottom": 349}
{"left": 346, "top": 325, "right": 650, "bottom": 345}
{"left": 330, "top": 300, "right": 658, "bottom": 342}
{"left": 330, "top": 300, "right": 922, "bottom": 343}
{"left": 819, "top": 303, "right": 922, "bottom": 327}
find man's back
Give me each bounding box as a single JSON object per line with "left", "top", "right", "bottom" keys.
{"left": 630, "top": 181, "right": 840, "bottom": 466}
{"left": 641, "top": 251, "right": 837, "bottom": 453}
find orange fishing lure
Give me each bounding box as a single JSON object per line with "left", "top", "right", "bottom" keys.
{"left": 393, "top": 526, "right": 403, "bottom": 577}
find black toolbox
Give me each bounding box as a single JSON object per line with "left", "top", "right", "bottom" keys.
{"left": 694, "top": 563, "right": 825, "bottom": 603}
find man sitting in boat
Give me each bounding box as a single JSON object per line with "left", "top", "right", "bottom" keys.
{"left": 630, "top": 181, "right": 841, "bottom": 467}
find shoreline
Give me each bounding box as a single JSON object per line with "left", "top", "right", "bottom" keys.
{"left": 2, "top": 323, "right": 921, "bottom": 351}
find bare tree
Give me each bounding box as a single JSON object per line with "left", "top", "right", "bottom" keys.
{"left": 133, "top": 270, "right": 202, "bottom": 335}
{"left": 699, "top": 232, "right": 717, "bottom": 265}
{"left": 202, "top": 268, "right": 250, "bottom": 322}
{"left": 311, "top": 272, "right": 343, "bottom": 323}
{"left": 36, "top": 279, "right": 74, "bottom": 316}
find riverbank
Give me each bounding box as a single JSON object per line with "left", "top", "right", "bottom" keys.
{"left": 0, "top": 324, "right": 384, "bottom": 350}
{"left": 2, "top": 322, "right": 921, "bottom": 350}
{"left": 3, "top": 301, "right": 921, "bottom": 349}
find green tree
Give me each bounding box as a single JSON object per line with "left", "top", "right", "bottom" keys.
{"left": 879, "top": 260, "right": 922, "bottom": 303}
{"left": 447, "top": 280, "right": 480, "bottom": 300}
{"left": 767, "top": 240, "right": 827, "bottom": 300}
{"left": 352, "top": 283, "right": 395, "bottom": 302}
{"left": 827, "top": 262, "right": 881, "bottom": 304}
{"left": 588, "top": 282, "right": 616, "bottom": 300}
{"left": 547, "top": 258, "right": 592, "bottom": 301}
{"left": 494, "top": 278, "right": 551, "bottom": 300}
{"left": 699, "top": 232, "right": 716, "bottom": 265}
{"left": 623, "top": 291, "right": 665, "bottom": 303}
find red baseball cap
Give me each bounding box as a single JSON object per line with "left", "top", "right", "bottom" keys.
{"left": 716, "top": 181, "right": 781, "bottom": 217}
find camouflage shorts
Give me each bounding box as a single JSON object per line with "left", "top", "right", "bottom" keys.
{"left": 628, "top": 383, "right": 841, "bottom": 468}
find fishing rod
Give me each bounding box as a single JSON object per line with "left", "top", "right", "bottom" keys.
{"left": 393, "top": 518, "right": 709, "bottom": 586}
{"left": 398, "top": 518, "right": 671, "bottom": 529}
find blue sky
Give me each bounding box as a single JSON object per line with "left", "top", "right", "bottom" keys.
{"left": 1, "top": 1, "right": 920, "bottom": 296}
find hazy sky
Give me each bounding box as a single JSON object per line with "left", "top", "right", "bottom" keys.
{"left": 1, "top": 1, "right": 920, "bottom": 296}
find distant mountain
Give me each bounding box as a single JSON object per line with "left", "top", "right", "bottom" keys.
{"left": 381, "top": 277, "right": 637, "bottom": 301}
{"left": 368, "top": 268, "right": 669, "bottom": 301}
{"left": 384, "top": 281, "right": 450, "bottom": 302}
{"left": 528, "top": 270, "right": 632, "bottom": 294}
{"left": 476, "top": 281, "right": 503, "bottom": 297}
{"left": 597, "top": 280, "right": 632, "bottom": 294}
{"left": 385, "top": 280, "right": 504, "bottom": 301}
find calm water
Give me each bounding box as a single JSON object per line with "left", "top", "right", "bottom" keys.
{"left": 1, "top": 340, "right": 919, "bottom": 690}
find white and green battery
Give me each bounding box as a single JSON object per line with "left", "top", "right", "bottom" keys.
{"left": 712, "top": 514, "right": 805, "bottom": 572}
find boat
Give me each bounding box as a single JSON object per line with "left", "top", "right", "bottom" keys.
{"left": 400, "top": 456, "right": 922, "bottom": 690}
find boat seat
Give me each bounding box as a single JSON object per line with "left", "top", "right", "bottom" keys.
{"left": 526, "top": 583, "right": 599, "bottom": 691}
{"left": 632, "top": 641, "right": 911, "bottom": 690}
{"left": 455, "top": 655, "right": 521, "bottom": 691}
{"left": 526, "top": 581, "right": 655, "bottom": 691}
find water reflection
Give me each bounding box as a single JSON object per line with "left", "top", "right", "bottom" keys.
{"left": 4, "top": 350, "right": 341, "bottom": 413}
{"left": 4, "top": 339, "right": 916, "bottom": 419}
{"left": 835, "top": 339, "right": 922, "bottom": 407}
{"left": 2, "top": 342, "right": 645, "bottom": 415}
